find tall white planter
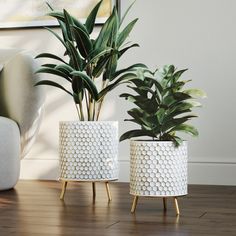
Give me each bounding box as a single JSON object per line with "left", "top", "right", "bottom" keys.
{"left": 130, "top": 140, "right": 188, "bottom": 197}
{"left": 59, "top": 121, "right": 119, "bottom": 181}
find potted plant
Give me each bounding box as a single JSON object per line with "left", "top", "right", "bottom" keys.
{"left": 120, "top": 65, "right": 206, "bottom": 214}
{"left": 35, "top": 1, "right": 145, "bottom": 201}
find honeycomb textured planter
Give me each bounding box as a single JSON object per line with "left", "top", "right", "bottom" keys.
{"left": 59, "top": 121, "right": 118, "bottom": 181}
{"left": 130, "top": 140, "right": 187, "bottom": 197}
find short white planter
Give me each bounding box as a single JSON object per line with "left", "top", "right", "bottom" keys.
{"left": 59, "top": 121, "right": 119, "bottom": 182}
{"left": 130, "top": 140, "right": 187, "bottom": 214}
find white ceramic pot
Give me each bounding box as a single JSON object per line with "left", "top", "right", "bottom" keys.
{"left": 130, "top": 140, "right": 188, "bottom": 197}
{"left": 59, "top": 121, "right": 119, "bottom": 181}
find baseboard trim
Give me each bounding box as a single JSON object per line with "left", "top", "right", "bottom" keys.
{"left": 20, "top": 159, "right": 236, "bottom": 186}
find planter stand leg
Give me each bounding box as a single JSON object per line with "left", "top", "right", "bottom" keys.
{"left": 174, "top": 197, "right": 180, "bottom": 215}
{"left": 92, "top": 182, "right": 96, "bottom": 199}
{"left": 163, "top": 197, "right": 167, "bottom": 211}
{"left": 131, "top": 196, "right": 139, "bottom": 213}
{"left": 105, "top": 182, "right": 112, "bottom": 201}
{"left": 60, "top": 181, "right": 68, "bottom": 200}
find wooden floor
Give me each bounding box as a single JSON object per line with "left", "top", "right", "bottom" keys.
{"left": 0, "top": 181, "right": 236, "bottom": 235}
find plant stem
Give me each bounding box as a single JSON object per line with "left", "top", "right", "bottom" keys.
{"left": 96, "top": 80, "right": 108, "bottom": 121}
{"left": 79, "top": 102, "right": 85, "bottom": 121}
{"left": 89, "top": 99, "right": 93, "bottom": 121}
{"left": 85, "top": 90, "right": 90, "bottom": 120}
{"left": 74, "top": 103, "right": 81, "bottom": 120}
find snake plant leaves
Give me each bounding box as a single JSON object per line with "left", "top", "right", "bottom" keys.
{"left": 85, "top": 0, "right": 103, "bottom": 34}
{"left": 71, "top": 71, "right": 98, "bottom": 101}
{"left": 35, "top": 80, "right": 72, "bottom": 96}
{"left": 35, "top": 53, "right": 68, "bottom": 64}
{"left": 117, "top": 18, "right": 138, "bottom": 48}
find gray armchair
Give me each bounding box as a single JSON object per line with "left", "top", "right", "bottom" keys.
{"left": 0, "top": 49, "right": 45, "bottom": 190}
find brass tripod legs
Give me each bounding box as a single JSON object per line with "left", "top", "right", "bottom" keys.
{"left": 92, "top": 182, "right": 96, "bottom": 199}
{"left": 105, "top": 182, "right": 112, "bottom": 201}
{"left": 131, "top": 196, "right": 139, "bottom": 213}
{"left": 131, "top": 196, "right": 180, "bottom": 215}
{"left": 174, "top": 197, "right": 180, "bottom": 215}
{"left": 60, "top": 181, "right": 68, "bottom": 200}
{"left": 60, "top": 181, "right": 112, "bottom": 202}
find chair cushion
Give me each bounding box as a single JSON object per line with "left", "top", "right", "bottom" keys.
{"left": 0, "top": 50, "right": 45, "bottom": 158}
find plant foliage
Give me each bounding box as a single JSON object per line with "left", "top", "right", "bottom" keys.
{"left": 120, "top": 65, "right": 206, "bottom": 146}
{"left": 35, "top": 1, "right": 145, "bottom": 121}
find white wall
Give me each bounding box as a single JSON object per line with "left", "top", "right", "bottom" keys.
{"left": 1, "top": 0, "right": 236, "bottom": 185}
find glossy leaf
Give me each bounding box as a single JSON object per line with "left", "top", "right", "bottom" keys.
{"left": 71, "top": 71, "right": 98, "bottom": 100}
{"left": 117, "top": 18, "right": 138, "bottom": 47}
{"left": 35, "top": 67, "right": 72, "bottom": 82}
{"left": 71, "top": 25, "right": 92, "bottom": 58}
{"left": 85, "top": 0, "right": 103, "bottom": 34}
{"left": 120, "top": 129, "right": 155, "bottom": 142}
{"left": 35, "top": 53, "right": 68, "bottom": 64}
{"left": 35, "top": 80, "right": 72, "bottom": 96}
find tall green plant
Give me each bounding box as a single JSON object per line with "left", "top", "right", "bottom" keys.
{"left": 120, "top": 65, "right": 206, "bottom": 146}
{"left": 35, "top": 1, "right": 145, "bottom": 121}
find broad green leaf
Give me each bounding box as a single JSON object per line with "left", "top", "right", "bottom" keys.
{"left": 170, "top": 124, "right": 199, "bottom": 137}
{"left": 183, "top": 89, "right": 207, "bottom": 98}
{"left": 35, "top": 80, "right": 72, "bottom": 96}
{"left": 85, "top": 0, "right": 103, "bottom": 34}
{"left": 71, "top": 71, "right": 98, "bottom": 101}
{"left": 120, "top": 129, "right": 155, "bottom": 142}
{"left": 173, "top": 69, "right": 188, "bottom": 81}
{"left": 117, "top": 18, "right": 138, "bottom": 47}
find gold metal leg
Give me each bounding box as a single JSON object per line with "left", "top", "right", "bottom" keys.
{"left": 92, "top": 182, "right": 96, "bottom": 199}
{"left": 163, "top": 197, "right": 167, "bottom": 211}
{"left": 105, "top": 182, "right": 112, "bottom": 201}
{"left": 131, "top": 196, "right": 139, "bottom": 213}
{"left": 60, "top": 181, "right": 68, "bottom": 200}
{"left": 174, "top": 197, "right": 180, "bottom": 215}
